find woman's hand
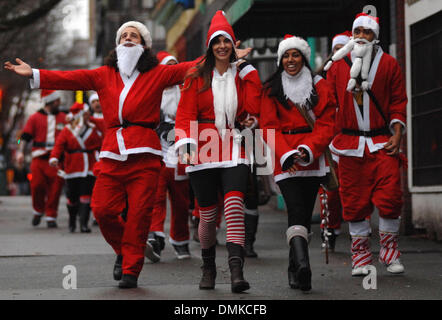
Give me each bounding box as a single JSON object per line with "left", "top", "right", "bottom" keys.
{"left": 180, "top": 151, "right": 195, "bottom": 165}
{"left": 4, "top": 58, "right": 33, "bottom": 77}
{"left": 235, "top": 40, "right": 252, "bottom": 60}
{"left": 49, "top": 158, "right": 59, "bottom": 168}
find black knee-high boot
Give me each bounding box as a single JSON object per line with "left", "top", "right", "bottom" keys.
{"left": 78, "top": 203, "right": 91, "bottom": 233}
{"left": 289, "top": 236, "right": 312, "bottom": 292}
{"left": 244, "top": 213, "right": 259, "bottom": 258}
{"left": 199, "top": 245, "right": 216, "bottom": 290}
{"left": 67, "top": 203, "right": 79, "bottom": 233}
{"left": 226, "top": 242, "right": 250, "bottom": 293}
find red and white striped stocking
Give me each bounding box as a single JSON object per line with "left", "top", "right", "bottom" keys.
{"left": 198, "top": 204, "right": 218, "bottom": 249}
{"left": 379, "top": 231, "right": 401, "bottom": 265}
{"left": 224, "top": 191, "right": 245, "bottom": 246}
{"left": 351, "top": 236, "right": 372, "bottom": 269}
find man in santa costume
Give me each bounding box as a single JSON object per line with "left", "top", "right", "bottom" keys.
{"left": 49, "top": 102, "right": 103, "bottom": 233}
{"left": 4, "top": 19, "right": 251, "bottom": 289}
{"left": 326, "top": 13, "right": 407, "bottom": 276}
{"left": 5, "top": 21, "right": 204, "bottom": 289}
{"left": 16, "top": 89, "right": 66, "bottom": 228}
{"left": 145, "top": 51, "right": 191, "bottom": 262}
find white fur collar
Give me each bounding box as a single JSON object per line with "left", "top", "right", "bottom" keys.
{"left": 281, "top": 66, "right": 313, "bottom": 108}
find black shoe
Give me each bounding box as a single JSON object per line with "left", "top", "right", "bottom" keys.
{"left": 113, "top": 255, "right": 123, "bottom": 281}
{"left": 78, "top": 203, "right": 91, "bottom": 233}
{"left": 118, "top": 274, "right": 138, "bottom": 289}
{"left": 47, "top": 221, "right": 58, "bottom": 228}
{"left": 145, "top": 239, "right": 161, "bottom": 263}
{"left": 32, "top": 214, "right": 42, "bottom": 226}
{"left": 155, "top": 235, "right": 165, "bottom": 252}
{"left": 173, "top": 243, "right": 191, "bottom": 259}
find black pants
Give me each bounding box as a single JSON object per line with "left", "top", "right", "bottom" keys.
{"left": 244, "top": 166, "right": 259, "bottom": 211}
{"left": 65, "top": 176, "right": 96, "bottom": 204}
{"left": 277, "top": 176, "right": 324, "bottom": 231}
{"left": 189, "top": 164, "right": 249, "bottom": 208}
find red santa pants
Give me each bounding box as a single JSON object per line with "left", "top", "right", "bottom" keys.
{"left": 30, "top": 156, "right": 64, "bottom": 219}
{"left": 150, "top": 166, "right": 190, "bottom": 243}
{"left": 91, "top": 153, "right": 161, "bottom": 277}
{"left": 338, "top": 147, "right": 402, "bottom": 222}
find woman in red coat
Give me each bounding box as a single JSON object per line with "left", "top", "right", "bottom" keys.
{"left": 175, "top": 11, "right": 261, "bottom": 293}
{"left": 50, "top": 102, "right": 102, "bottom": 233}
{"left": 260, "top": 35, "right": 336, "bottom": 292}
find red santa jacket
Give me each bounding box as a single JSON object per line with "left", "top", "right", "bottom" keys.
{"left": 31, "top": 60, "right": 198, "bottom": 162}
{"left": 260, "top": 76, "right": 336, "bottom": 182}
{"left": 326, "top": 47, "right": 407, "bottom": 157}
{"left": 50, "top": 124, "right": 102, "bottom": 178}
{"left": 174, "top": 63, "right": 262, "bottom": 173}
{"left": 21, "top": 109, "right": 66, "bottom": 158}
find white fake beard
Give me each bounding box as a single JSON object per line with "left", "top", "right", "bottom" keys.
{"left": 281, "top": 66, "right": 313, "bottom": 108}
{"left": 70, "top": 113, "right": 85, "bottom": 136}
{"left": 160, "top": 85, "right": 181, "bottom": 120}
{"left": 116, "top": 42, "right": 144, "bottom": 78}
{"left": 212, "top": 65, "right": 238, "bottom": 139}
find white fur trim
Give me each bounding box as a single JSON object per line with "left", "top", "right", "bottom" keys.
{"left": 389, "top": 119, "right": 406, "bottom": 135}
{"left": 208, "top": 30, "right": 234, "bottom": 48}
{"left": 175, "top": 138, "right": 197, "bottom": 154}
{"left": 332, "top": 35, "right": 350, "bottom": 50}
{"left": 379, "top": 217, "right": 400, "bottom": 233}
{"left": 296, "top": 144, "right": 314, "bottom": 166}
{"left": 286, "top": 225, "right": 308, "bottom": 244}
{"left": 88, "top": 92, "right": 99, "bottom": 105}
{"left": 277, "top": 36, "right": 311, "bottom": 65}
{"left": 115, "top": 21, "right": 152, "bottom": 48}
{"left": 30, "top": 69, "right": 40, "bottom": 89}
{"left": 42, "top": 91, "right": 61, "bottom": 104}
{"left": 349, "top": 220, "right": 371, "bottom": 237}
{"left": 238, "top": 64, "right": 255, "bottom": 79}
{"left": 352, "top": 15, "right": 379, "bottom": 38}
{"left": 160, "top": 55, "right": 178, "bottom": 65}
{"left": 280, "top": 149, "right": 300, "bottom": 169}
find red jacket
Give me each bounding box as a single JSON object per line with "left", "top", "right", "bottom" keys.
{"left": 21, "top": 109, "right": 66, "bottom": 158}
{"left": 174, "top": 63, "right": 262, "bottom": 172}
{"left": 31, "top": 60, "right": 198, "bottom": 162}
{"left": 326, "top": 48, "right": 407, "bottom": 157}
{"left": 50, "top": 124, "right": 102, "bottom": 178}
{"left": 260, "top": 76, "right": 336, "bottom": 182}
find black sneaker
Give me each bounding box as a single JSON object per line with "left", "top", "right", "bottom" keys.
{"left": 32, "top": 214, "right": 42, "bottom": 226}
{"left": 47, "top": 221, "right": 58, "bottom": 228}
{"left": 173, "top": 243, "right": 191, "bottom": 259}
{"left": 145, "top": 240, "right": 160, "bottom": 263}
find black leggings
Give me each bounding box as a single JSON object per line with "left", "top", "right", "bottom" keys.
{"left": 189, "top": 164, "right": 249, "bottom": 207}
{"left": 277, "top": 176, "right": 324, "bottom": 231}
{"left": 66, "top": 176, "right": 96, "bottom": 204}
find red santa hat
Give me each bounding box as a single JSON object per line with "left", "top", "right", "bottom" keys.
{"left": 115, "top": 21, "right": 152, "bottom": 48}
{"left": 206, "top": 10, "right": 236, "bottom": 48}
{"left": 331, "top": 31, "right": 352, "bottom": 51}
{"left": 277, "top": 34, "right": 311, "bottom": 66}
{"left": 66, "top": 102, "right": 88, "bottom": 121}
{"left": 352, "top": 13, "right": 380, "bottom": 38}
{"left": 41, "top": 89, "right": 61, "bottom": 105}
{"left": 156, "top": 51, "right": 178, "bottom": 65}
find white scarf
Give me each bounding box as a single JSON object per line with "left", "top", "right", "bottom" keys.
{"left": 281, "top": 66, "right": 313, "bottom": 108}
{"left": 160, "top": 85, "right": 181, "bottom": 120}
{"left": 116, "top": 42, "right": 144, "bottom": 78}
{"left": 212, "top": 64, "right": 238, "bottom": 138}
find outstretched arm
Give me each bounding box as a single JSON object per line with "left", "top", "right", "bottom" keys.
{"left": 4, "top": 58, "right": 33, "bottom": 77}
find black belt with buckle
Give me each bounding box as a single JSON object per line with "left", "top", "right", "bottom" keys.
{"left": 111, "top": 120, "right": 156, "bottom": 129}
{"left": 282, "top": 127, "right": 312, "bottom": 135}
{"left": 342, "top": 127, "right": 390, "bottom": 137}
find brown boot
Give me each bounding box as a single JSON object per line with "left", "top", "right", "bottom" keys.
{"left": 199, "top": 245, "right": 216, "bottom": 290}
{"left": 226, "top": 242, "right": 250, "bottom": 293}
